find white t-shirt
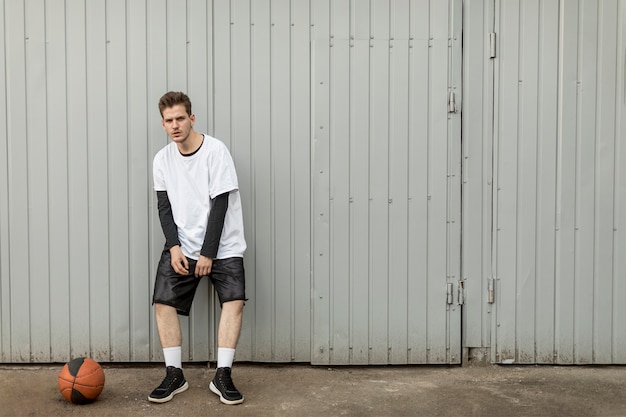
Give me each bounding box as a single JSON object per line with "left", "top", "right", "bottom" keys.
{"left": 153, "top": 134, "right": 246, "bottom": 260}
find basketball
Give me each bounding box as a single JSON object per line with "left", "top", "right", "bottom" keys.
{"left": 57, "top": 357, "right": 105, "bottom": 404}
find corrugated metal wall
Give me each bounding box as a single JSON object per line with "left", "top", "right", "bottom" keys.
{"left": 3, "top": 0, "right": 624, "bottom": 365}
{"left": 489, "top": 0, "right": 626, "bottom": 364}
{"left": 311, "top": 0, "right": 462, "bottom": 365}
{"left": 0, "top": 0, "right": 313, "bottom": 363}
{"left": 0, "top": 0, "right": 462, "bottom": 365}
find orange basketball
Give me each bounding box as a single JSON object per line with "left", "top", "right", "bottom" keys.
{"left": 57, "top": 357, "right": 105, "bottom": 404}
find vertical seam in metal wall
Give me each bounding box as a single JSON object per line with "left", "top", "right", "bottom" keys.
{"left": 534, "top": 0, "right": 541, "bottom": 364}
{"left": 425, "top": 0, "right": 431, "bottom": 363}
{"left": 552, "top": 0, "right": 563, "bottom": 364}
{"left": 125, "top": 0, "right": 132, "bottom": 360}
{"left": 348, "top": 0, "right": 355, "bottom": 361}
{"left": 367, "top": 0, "right": 372, "bottom": 363}
{"left": 574, "top": 0, "right": 582, "bottom": 363}
{"left": 445, "top": 0, "right": 451, "bottom": 363}
{"left": 228, "top": 0, "right": 232, "bottom": 147}
{"left": 104, "top": 0, "right": 112, "bottom": 360}
{"left": 405, "top": 0, "right": 411, "bottom": 363}
{"left": 591, "top": 2, "right": 602, "bottom": 363}
{"left": 23, "top": 0, "right": 33, "bottom": 362}
{"left": 447, "top": 0, "right": 455, "bottom": 362}
{"left": 270, "top": 0, "right": 276, "bottom": 362}
{"left": 2, "top": 0, "right": 11, "bottom": 361}
{"left": 289, "top": 0, "right": 295, "bottom": 363}
{"left": 46, "top": 0, "right": 55, "bottom": 361}
{"left": 0, "top": 0, "right": 8, "bottom": 361}
{"left": 492, "top": 0, "right": 500, "bottom": 363}
{"left": 514, "top": 0, "right": 522, "bottom": 363}
{"left": 209, "top": 0, "right": 216, "bottom": 359}
{"left": 247, "top": 0, "right": 256, "bottom": 358}
{"left": 144, "top": 0, "right": 152, "bottom": 362}
{"left": 444, "top": 0, "right": 455, "bottom": 363}
{"left": 84, "top": 0, "right": 91, "bottom": 361}
{"left": 329, "top": 3, "right": 334, "bottom": 361}
{"left": 611, "top": 2, "right": 624, "bottom": 363}
{"left": 609, "top": 0, "right": 620, "bottom": 363}
{"left": 386, "top": 0, "right": 391, "bottom": 359}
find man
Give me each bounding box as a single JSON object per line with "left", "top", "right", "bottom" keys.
{"left": 148, "top": 91, "right": 247, "bottom": 405}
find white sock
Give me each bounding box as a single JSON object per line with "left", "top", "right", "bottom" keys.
{"left": 163, "top": 346, "right": 182, "bottom": 369}
{"left": 217, "top": 347, "right": 236, "bottom": 369}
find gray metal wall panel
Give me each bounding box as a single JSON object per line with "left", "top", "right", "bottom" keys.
{"left": 312, "top": 0, "right": 462, "bottom": 365}
{"left": 146, "top": 0, "right": 170, "bottom": 364}
{"left": 4, "top": 0, "right": 28, "bottom": 363}
{"left": 291, "top": 0, "right": 314, "bottom": 362}
{"left": 64, "top": 0, "right": 88, "bottom": 363}
{"left": 249, "top": 0, "right": 273, "bottom": 362}
{"left": 491, "top": 0, "right": 626, "bottom": 364}
{"left": 555, "top": 0, "right": 580, "bottom": 363}
{"left": 26, "top": 0, "right": 50, "bottom": 363}
{"left": 226, "top": 0, "right": 252, "bottom": 362}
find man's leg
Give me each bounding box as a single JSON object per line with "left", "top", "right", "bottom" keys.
{"left": 210, "top": 300, "right": 245, "bottom": 405}
{"left": 156, "top": 303, "right": 182, "bottom": 348}
{"left": 217, "top": 300, "right": 244, "bottom": 349}
{"left": 148, "top": 303, "right": 188, "bottom": 403}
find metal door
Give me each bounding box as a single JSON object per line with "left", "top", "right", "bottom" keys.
{"left": 491, "top": 0, "right": 626, "bottom": 364}
{"left": 311, "top": 0, "right": 462, "bottom": 365}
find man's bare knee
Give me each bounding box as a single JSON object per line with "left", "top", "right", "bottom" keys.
{"left": 155, "top": 303, "right": 177, "bottom": 316}
{"left": 155, "top": 303, "right": 182, "bottom": 348}
{"left": 222, "top": 300, "right": 244, "bottom": 313}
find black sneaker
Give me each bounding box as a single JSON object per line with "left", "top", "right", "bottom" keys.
{"left": 148, "top": 366, "right": 189, "bottom": 403}
{"left": 209, "top": 367, "right": 244, "bottom": 405}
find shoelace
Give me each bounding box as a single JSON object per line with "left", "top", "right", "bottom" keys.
{"left": 160, "top": 369, "right": 180, "bottom": 389}
{"left": 218, "top": 371, "right": 238, "bottom": 392}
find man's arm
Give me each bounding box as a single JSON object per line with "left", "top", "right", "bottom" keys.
{"left": 157, "top": 190, "right": 180, "bottom": 250}
{"left": 157, "top": 190, "right": 189, "bottom": 274}
{"left": 201, "top": 192, "right": 229, "bottom": 258}
{"left": 195, "top": 192, "right": 229, "bottom": 277}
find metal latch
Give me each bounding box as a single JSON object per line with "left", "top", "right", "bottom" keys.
{"left": 489, "top": 33, "right": 496, "bottom": 58}
{"left": 487, "top": 278, "right": 495, "bottom": 304}
{"left": 447, "top": 283, "right": 454, "bottom": 304}
{"left": 448, "top": 91, "right": 456, "bottom": 113}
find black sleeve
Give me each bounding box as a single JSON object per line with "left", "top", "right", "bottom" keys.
{"left": 200, "top": 192, "right": 229, "bottom": 259}
{"left": 157, "top": 191, "right": 181, "bottom": 250}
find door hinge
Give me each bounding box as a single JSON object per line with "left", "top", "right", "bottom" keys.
{"left": 487, "top": 278, "right": 495, "bottom": 304}
{"left": 448, "top": 90, "right": 457, "bottom": 113}
{"left": 457, "top": 280, "right": 465, "bottom": 305}
{"left": 489, "top": 32, "right": 497, "bottom": 58}
{"left": 446, "top": 283, "right": 454, "bottom": 304}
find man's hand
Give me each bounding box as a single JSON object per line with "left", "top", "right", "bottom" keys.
{"left": 169, "top": 245, "right": 189, "bottom": 275}
{"left": 195, "top": 255, "right": 213, "bottom": 278}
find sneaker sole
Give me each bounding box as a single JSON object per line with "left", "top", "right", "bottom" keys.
{"left": 148, "top": 381, "right": 189, "bottom": 403}
{"left": 209, "top": 381, "right": 244, "bottom": 405}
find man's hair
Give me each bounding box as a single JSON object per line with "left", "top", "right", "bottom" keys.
{"left": 158, "top": 91, "right": 192, "bottom": 117}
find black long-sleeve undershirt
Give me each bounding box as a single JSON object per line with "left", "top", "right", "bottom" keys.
{"left": 156, "top": 191, "right": 229, "bottom": 259}
{"left": 201, "top": 192, "right": 228, "bottom": 258}
{"left": 157, "top": 190, "right": 180, "bottom": 250}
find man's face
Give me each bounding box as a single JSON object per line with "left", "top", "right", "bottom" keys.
{"left": 161, "top": 104, "right": 195, "bottom": 144}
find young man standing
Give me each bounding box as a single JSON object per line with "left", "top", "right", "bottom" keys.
{"left": 148, "top": 91, "right": 247, "bottom": 405}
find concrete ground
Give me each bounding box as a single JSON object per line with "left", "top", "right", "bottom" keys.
{"left": 1, "top": 362, "right": 625, "bottom": 417}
